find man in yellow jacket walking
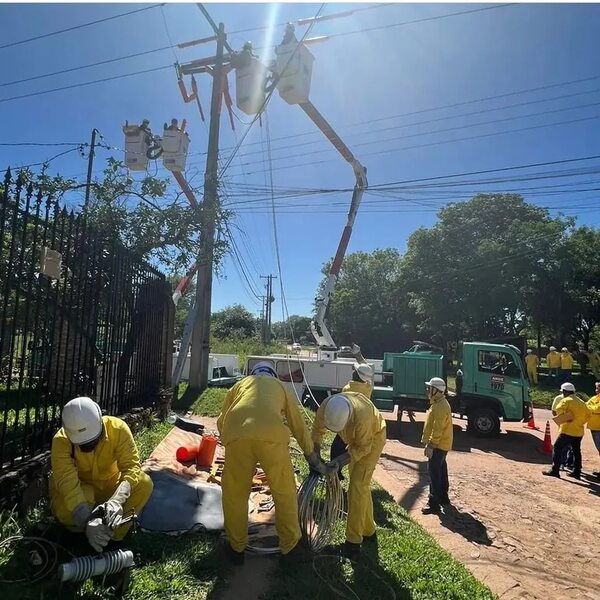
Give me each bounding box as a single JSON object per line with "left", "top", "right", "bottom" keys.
{"left": 50, "top": 397, "right": 153, "bottom": 552}
{"left": 312, "top": 390, "right": 386, "bottom": 559}
{"left": 421, "top": 377, "right": 453, "bottom": 514}
{"left": 217, "top": 361, "right": 322, "bottom": 565}
{"left": 524, "top": 349, "right": 539, "bottom": 385}
{"left": 546, "top": 346, "right": 561, "bottom": 378}
{"left": 543, "top": 382, "right": 590, "bottom": 479}
{"left": 559, "top": 347, "right": 575, "bottom": 382}
{"left": 586, "top": 381, "right": 600, "bottom": 478}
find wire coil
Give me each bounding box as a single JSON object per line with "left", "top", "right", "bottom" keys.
{"left": 298, "top": 472, "right": 345, "bottom": 552}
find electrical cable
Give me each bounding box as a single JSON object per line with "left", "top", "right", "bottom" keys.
{"left": 160, "top": 4, "right": 180, "bottom": 64}
{"left": 13, "top": 147, "right": 83, "bottom": 170}
{"left": 0, "top": 65, "right": 172, "bottom": 104}
{"left": 297, "top": 472, "right": 345, "bottom": 553}
{"left": 0, "top": 4, "right": 166, "bottom": 50}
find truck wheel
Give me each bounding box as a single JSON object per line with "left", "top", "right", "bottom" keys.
{"left": 467, "top": 408, "right": 500, "bottom": 437}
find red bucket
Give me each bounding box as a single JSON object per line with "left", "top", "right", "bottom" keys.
{"left": 197, "top": 435, "right": 218, "bottom": 467}
{"left": 176, "top": 443, "right": 200, "bottom": 462}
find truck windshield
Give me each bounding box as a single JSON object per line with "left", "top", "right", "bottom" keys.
{"left": 477, "top": 350, "right": 523, "bottom": 378}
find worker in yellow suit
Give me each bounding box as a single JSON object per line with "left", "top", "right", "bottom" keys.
{"left": 524, "top": 349, "right": 539, "bottom": 385}
{"left": 421, "top": 377, "right": 453, "bottom": 514}
{"left": 312, "top": 391, "right": 386, "bottom": 559}
{"left": 586, "top": 381, "right": 600, "bottom": 478}
{"left": 50, "top": 397, "right": 153, "bottom": 552}
{"left": 589, "top": 348, "right": 600, "bottom": 380}
{"left": 543, "top": 382, "right": 590, "bottom": 479}
{"left": 217, "top": 361, "right": 322, "bottom": 565}
{"left": 546, "top": 346, "right": 561, "bottom": 378}
{"left": 560, "top": 347, "right": 575, "bottom": 382}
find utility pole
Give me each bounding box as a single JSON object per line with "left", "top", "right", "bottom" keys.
{"left": 83, "top": 128, "right": 98, "bottom": 214}
{"left": 187, "top": 19, "right": 228, "bottom": 392}
{"left": 261, "top": 275, "right": 277, "bottom": 344}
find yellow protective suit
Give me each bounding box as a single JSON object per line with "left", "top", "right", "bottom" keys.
{"left": 421, "top": 394, "right": 453, "bottom": 452}
{"left": 217, "top": 375, "right": 313, "bottom": 554}
{"left": 312, "top": 392, "right": 386, "bottom": 545}
{"left": 589, "top": 352, "right": 600, "bottom": 379}
{"left": 554, "top": 394, "right": 590, "bottom": 437}
{"left": 342, "top": 379, "right": 373, "bottom": 399}
{"left": 560, "top": 352, "right": 574, "bottom": 370}
{"left": 586, "top": 394, "right": 600, "bottom": 431}
{"left": 524, "top": 354, "right": 539, "bottom": 384}
{"left": 547, "top": 351, "right": 561, "bottom": 369}
{"left": 49, "top": 416, "right": 153, "bottom": 540}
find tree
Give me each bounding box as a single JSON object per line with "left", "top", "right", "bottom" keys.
{"left": 318, "top": 249, "right": 414, "bottom": 356}
{"left": 401, "top": 194, "right": 573, "bottom": 346}
{"left": 271, "top": 315, "right": 312, "bottom": 343}
{"left": 211, "top": 304, "right": 256, "bottom": 339}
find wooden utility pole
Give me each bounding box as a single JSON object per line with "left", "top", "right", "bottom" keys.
{"left": 261, "top": 274, "right": 277, "bottom": 344}
{"left": 188, "top": 21, "right": 227, "bottom": 392}
{"left": 83, "top": 128, "right": 98, "bottom": 214}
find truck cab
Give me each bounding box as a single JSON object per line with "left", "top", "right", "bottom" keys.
{"left": 372, "top": 342, "right": 531, "bottom": 437}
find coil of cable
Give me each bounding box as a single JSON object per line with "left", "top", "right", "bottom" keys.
{"left": 298, "top": 472, "right": 345, "bottom": 552}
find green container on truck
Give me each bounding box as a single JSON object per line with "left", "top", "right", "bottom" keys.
{"left": 372, "top": 342, "right": 532, "bottom": 437}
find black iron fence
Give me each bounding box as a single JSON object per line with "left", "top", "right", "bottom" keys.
{"left": 0, "top": 168, "right": 174, "bottom": 472}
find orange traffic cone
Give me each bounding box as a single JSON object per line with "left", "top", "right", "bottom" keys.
{"left": 524, "top": 413, "right": 540, "bottom": 431}
{"left": 539, "top": 421, "right": 553, "bottom": 455}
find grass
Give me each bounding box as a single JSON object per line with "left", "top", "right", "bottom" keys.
{"left": 528, "top": 372, "right": 597, "bottom": 409}
{"left": 0, "top": 387, "right": 496, "bottom": 600}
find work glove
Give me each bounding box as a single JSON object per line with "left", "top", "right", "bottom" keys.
{"left": 351, "top": 343, "right": 361, "bottom": 356}
{"left": 71, "top": 502, "right": 92, "bottom": 529}
{"left": 99, "top": 480, "right": 132, "bottom": 530}
{"left": 424, "top": 446, "right": 434, "bottom": 459}
{"left": 306, "top": 451, "right": 327, "bottom": 476}
{"left": 85, "top": 517, "right": 112, "bottom": 553}
{"left": 325, "top": 452, "right": 351, "bottom": 475}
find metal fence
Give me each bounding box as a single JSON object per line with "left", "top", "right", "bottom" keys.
{"left": 0, "top": 168, "right": 174, "bottom": 472}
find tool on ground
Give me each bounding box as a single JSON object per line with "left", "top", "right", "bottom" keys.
{"left": 540, "top": 421, "right": 553, "bottom": 455}
{"left": 58, "top": 549, "right": 135, "bottom": 583}
{"left": 176, "top": 443, "right": 201, "bottom": 462}
{"left": 298, "top": 472, "right": 345, "bottom": 552}
{"left": 167, "top": 414, "right": 205, "bottom": 435}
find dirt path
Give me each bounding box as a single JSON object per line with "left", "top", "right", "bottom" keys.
{"left": 374, "top": 408, "right": 600, "bottom": 600}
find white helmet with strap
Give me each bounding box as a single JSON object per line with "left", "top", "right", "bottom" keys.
{"left": 323, "top": 393, "right": 352, "bottom": 432}
{"left": 61, "top": 397, "right": 103, "bottom": 445}
{"left": 354, "top": 363, "right": 374, "bottom": 384}
{"left": 250, "top": 361, "right": 277, "bottom": 378}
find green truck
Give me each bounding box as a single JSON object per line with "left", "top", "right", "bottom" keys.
{"left": 372, "top": 342, "right": 532, "bottom": 437}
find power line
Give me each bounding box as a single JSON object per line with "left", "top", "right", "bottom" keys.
{"left": 10, "top": 147, "right": 82, "bottom": 170}
{"left": 0, "top": 142, "right": 84, "bottom": 147}
{"left": 0, "top": 65, "right": 172, "bottom": 104}
{"left": 0, "top": 4, "right": 166, "bottom": 51}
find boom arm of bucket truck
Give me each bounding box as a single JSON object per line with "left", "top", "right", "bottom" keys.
{"left": 296, "top": 101, "right": 368, "bottom": 349}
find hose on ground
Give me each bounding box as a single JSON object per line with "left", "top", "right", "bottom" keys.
{"left": 298, "top": 472, "right": 345, "bottom": 553}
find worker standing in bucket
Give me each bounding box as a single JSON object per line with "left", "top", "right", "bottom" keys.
{"left": 525, "top": 349, "right": 539, "bottom": 385}
{"left": 329, "top": 344, "right": 375, "bottom": 481}
{"left": 421, "top": 377, "right": 453, "bottom": 514}
{"left": 49, "top": 397, "right": 154, "bottom": 552}
{"left": 312, "top": 391, "right": 386, "bottom": 559}
{"left": 543, "top": 382, "right": 590, "bottom": 479}
{"left": 217, "top": 361, "right": 324, "bottom": 565}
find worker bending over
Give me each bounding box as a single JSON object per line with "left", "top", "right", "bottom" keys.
{"left": 543, "top": 382, "right": 590, "bottom": 479}
{"left": 312, "top": 391, "right": 386, "bottom": 559}
{"left": 421, "top": 378, "right": 453, "bottom": 514}
{"left": 50, "top": 397, "right": 153, "bottom": 552}
{"left": 525, "top": 349, "right": 539, "bottom": 385}
{"left": 217, "top": 362, "right": 322, "bottom": 565}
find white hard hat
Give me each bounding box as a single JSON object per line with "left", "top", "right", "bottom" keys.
{"left": 250, "top": 361, "right": 277, "bottom": 377}
{"left": 560, "top": 382, "right": 575, "bottom": 392}
{"left": 527, "top": 349, "right": 532, "bottom": 354}
{"left": 354, "top": 363, "right": 374, "bottom": 383}
{"left": 323, "top": 394, "right": 352, "bottom": 432}
{"left": 561, "top": 347, "right": 568, "bottom": 352}
{"left": 61, "top": 397, "right": 103, "bottom": 445}
{"left": 425, "top": 377, "right": 446, "bottom": 393}
{"left": 549, "top": 346, "right": 556, "bottom": 351}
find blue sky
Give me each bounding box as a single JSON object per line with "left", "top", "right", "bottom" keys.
{"left": 2, "top": 2, "right": 600, "bottom": 321}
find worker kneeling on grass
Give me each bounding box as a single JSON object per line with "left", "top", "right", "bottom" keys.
{"left": 543, "top": 382, "right": 590, "bottom": 480}
{"left": 421, "top": 377, "right": 453, "bottom": 515}
{"left": 49, "top": 397, "right": 153, "bottom": 553}
{"left": 312, "top": 391, "right": 386, "bottom": 559}
{"left": 217, "top": 361, "right": 323, "bottom": 565}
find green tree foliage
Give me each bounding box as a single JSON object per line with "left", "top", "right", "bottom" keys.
{"left": 271, "top": 315, "right": 312, "bottom": 343}
{"left": 320, "top": 249, "right": 415, "bottom": 356}
{"left": 211, "top": 304, "right": 257, "bottom": 339}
